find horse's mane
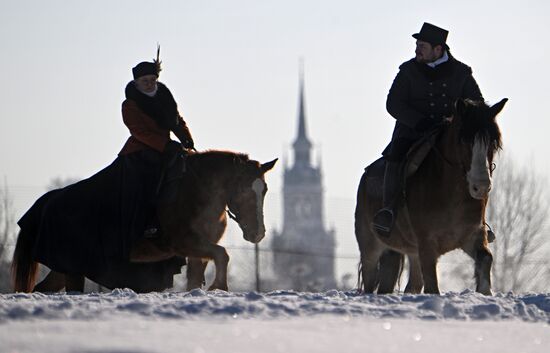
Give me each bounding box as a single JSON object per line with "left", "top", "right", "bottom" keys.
{"left": 188, "top": 149, "right": 253, "bottom": 173}
{"left": 192, "top": 149, "right": 250, "bottom": 161}
{"left": 457, "top": 99, "right": 503, "bottom": 156}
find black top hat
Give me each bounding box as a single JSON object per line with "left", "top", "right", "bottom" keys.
{"left": 412, "top": 22, "right": 448, "bottom": 46}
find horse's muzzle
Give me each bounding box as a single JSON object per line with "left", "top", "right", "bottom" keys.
{"left": 244, "top": 225, "right": 266, "bottom": 243}
{"left": 469, "top": 181, "right": 491, "bottom": 200}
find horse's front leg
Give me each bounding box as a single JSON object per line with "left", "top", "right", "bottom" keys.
{"left": 462, "top": 229, "right": 493, "bottom": 295}
{"left": 207, "top": 244, "right": 229, "bottom": 291}
{"left": 179, "top": 240, "right": 229, "bottom": 291}
{"left": 186, "top": 257, "right": 208, "bottom": 290}
{"left": 473, "top": 247, "right": 492, "bottom": 295}
{"left": 417, "top": 242, "right": 440, "bottom": 294}
{"left": 404, "top": 254, "right": 423, "bottom": 294}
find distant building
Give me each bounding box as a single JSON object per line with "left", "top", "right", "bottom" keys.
{"left": 270, "top": 68, "right": 336, "bottom": 291}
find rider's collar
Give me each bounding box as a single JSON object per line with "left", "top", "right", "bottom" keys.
{"left": 427, "top": 50, "right": 449, "bottom": 68}
{"left": 137, "top": 84, "right": 158, "bottom": 97}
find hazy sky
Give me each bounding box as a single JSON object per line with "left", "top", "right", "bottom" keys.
{"left": 1, "top": 1, "right": 550, "bottom": 258}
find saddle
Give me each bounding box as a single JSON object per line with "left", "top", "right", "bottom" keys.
{"left": 364, "top": 130, "right": 440, "bottom": 201}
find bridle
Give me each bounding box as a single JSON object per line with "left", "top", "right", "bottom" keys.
{"left": 227, "top": 177, "right": 266, "bottom": 231}
{"left": 185, "top": 152, "right": 266, "bottom": 229}
{"left": 226, "top": 175, "right": 248, "bottom": 226}
{"left": 429, "top": 127, "right": 497, "bottom": 178}
{"left": 226, "top": 207, "right": 240, "bottom": 224}
{"left": 183, "top": 152, "right": 244, "bottom": 225}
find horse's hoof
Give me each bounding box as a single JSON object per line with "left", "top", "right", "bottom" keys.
{"left": 208, "top": 284, "right": 228, "bottom": 291}
{"left": 477, "top": 286, "right": 492, "bottom": 296}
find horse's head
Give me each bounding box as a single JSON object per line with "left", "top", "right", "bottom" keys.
{"left": 452, "top": 98, "right": 507, "bottom": 199}
{"left": 227, "top": 157, "right": 278, "bottom": 243}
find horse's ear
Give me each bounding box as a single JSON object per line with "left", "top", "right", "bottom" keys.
{"left": 261, "top": 158, "right": 278, "bottom": 173}
{"left": 490, "top": 98, "right": 508, "bottom": 118}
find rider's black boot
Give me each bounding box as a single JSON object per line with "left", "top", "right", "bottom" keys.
{"left": 372, "top": 161, "right": 400, "bottom": 237}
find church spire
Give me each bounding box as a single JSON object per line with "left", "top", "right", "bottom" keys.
{"left": 292, "top": 59, "right": 312, "bottom": 167}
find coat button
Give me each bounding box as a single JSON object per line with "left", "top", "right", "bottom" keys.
{"left": 442, "top": 83, "right": 447, "bottom": 87}
{"left": 444, "top": 103, "right": 448, "bottom": 108}
{"left": 430, "top": 102, "right": 435, "bottom": 107}
{"left": 429, "top": 93, "right": 434, "bottom": 97}
{"left": 442, "top": 93, "right": 446, "bottom": 97}
{"left": 429, "top": 82, "right": 433, "bottom": 86}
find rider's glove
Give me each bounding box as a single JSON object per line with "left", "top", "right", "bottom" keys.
{"left": 181, "top": 138, "right": 195, "bottom": 150}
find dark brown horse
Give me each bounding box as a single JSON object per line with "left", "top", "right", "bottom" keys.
{"left": 12, "top": 150, "right": 277, "bottom": 292}
{"left": 355, "top": 98, "right": 507, "bottom": 295}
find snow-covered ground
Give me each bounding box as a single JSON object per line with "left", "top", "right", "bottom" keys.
{"left": 1, "top": 289, "right": 549, "bottom": 353}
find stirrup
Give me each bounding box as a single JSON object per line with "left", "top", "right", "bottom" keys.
{"left": 372, "top": 208, "right": 395, "bottom": 237}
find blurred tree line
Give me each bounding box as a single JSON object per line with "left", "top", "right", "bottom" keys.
{"left": 448, "top": 156, "right": 550, "bottom": 292}
{"left": 0, "top": 179, "right": 15, "bottom": 292}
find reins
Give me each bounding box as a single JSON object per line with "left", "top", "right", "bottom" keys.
{"left": 426, "top": 125, "right": 468, "bottom": 175}
{"left": 226, "top": 209, "right": 240, "bottom": 223}
{"left": 430, "top": 143, "right": 460, "bottom": 169}
{"left": 430, "top": 136, "right": 498, "bottom": 178}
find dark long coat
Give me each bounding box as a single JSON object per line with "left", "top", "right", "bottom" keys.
{"left": 18, "top": 82, "right": 192, "bottom": 292}
{"left": 383, "top": 53, "right": 483, "bottom": 161}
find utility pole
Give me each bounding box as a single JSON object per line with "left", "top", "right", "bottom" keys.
{"left": 255, "top": 243, "right": 261, "bottom": 292}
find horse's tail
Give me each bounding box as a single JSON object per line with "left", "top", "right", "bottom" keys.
{"left": 11, "top": 228, "right": 39, "bottom": 292}
{"left": 355, "top": 171, "right": 373, "bottom": 293}
{"left": 357, "top": 251, "right": 404, "bottom": 294}
{"left": 356, "top": 260, "right": 364, "bottom": 293}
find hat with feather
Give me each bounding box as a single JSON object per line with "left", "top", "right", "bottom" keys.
{"left": 132, "top": 45, "right": 162, "bottom": 79}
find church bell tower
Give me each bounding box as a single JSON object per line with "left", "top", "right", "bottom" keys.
{"left": 270, "top": 64, "right": 337, "bottom": 291}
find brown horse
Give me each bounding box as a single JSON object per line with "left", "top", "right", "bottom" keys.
{"left": 355, "top": 98, "right": 507, "bottom": 295}
{"left": 12, "top": 150, "right": 277, "bottom": 292}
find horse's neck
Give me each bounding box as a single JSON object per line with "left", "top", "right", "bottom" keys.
{"left": 188, "top": 154, "right": 235, "bottom": 208}
{"left": 435, "top": 130, "right": 464, "bottom": 181}
{"left": 414, "top": 132, "right": 469, "bottom": 202}
{"left": 405, "top": 156, "right": 483, "bottom": 238}
{"left": 190, "top": 154, "right": 233, "bottom": 182}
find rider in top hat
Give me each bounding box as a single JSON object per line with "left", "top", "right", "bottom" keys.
{"left": 372, "top": 22, "right": 484, "bottom": 237}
